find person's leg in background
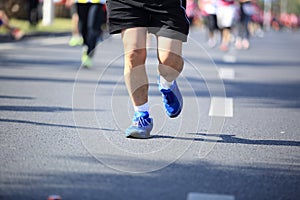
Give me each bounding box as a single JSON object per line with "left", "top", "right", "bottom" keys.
{"left": 217, "top": 3, "right": 235, "bottom": 52}
{"left": 77, "top": 3, "right": 91, "bottom": 67}
{"left": 235, "top": 7, "right": 251, "bottom": 49}
{"left": 220, "top": 27, "right": 231, "bottom": 51}
{"left": 242, "top": 13, "right": 251, "bottom": 49}
{"left": 86, "top": 3, "right": 103, "bottom": 57}
{"left": 28, "top": 0, "right": 39, "bottom": 26}
{"left": 77, "top": 3, "right": 103, "bottom": 68}
{"left": 207, "top": 14, "right": 218, "bottom": 48}
{"left": 69, "top": 3, "right": 83, "bottom": 47}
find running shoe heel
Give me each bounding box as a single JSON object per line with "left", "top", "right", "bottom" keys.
{"left": 158, "top": 79, "right": 183, "bottom": 118}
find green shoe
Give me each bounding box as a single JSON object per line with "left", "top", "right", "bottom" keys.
{"left": 81, "top": 53, "right": 92, "bottom": 68}
{"left": 69, "top": 36, "right": 83, "bottom": 47}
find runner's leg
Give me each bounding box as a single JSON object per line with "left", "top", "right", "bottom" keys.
{"left": 122, "top": 27, "right": 148, "bottom": 107}
{"left": 77, "top": 3, "right": 88, "bottom": 47}
{"left": 157, "top": 37, "right": 183, "bottom": 82}
{"left": 86, "top": 3, "right": 103, "bottom": 56}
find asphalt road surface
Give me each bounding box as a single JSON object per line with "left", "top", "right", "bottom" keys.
{"left": 0, "top": 28, "right": 300, "bottom": 200}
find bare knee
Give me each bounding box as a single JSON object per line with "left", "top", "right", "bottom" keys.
{"left": 125, "top": 48, "right": 147, "bottom": 69}
{"left": 158, "top": 52, "right": 183, "bottom": 81}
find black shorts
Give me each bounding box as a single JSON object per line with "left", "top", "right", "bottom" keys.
{"left": 206, "top": 14, "right": 218, "bottom": 32}
{"left": 107, "top": 0, "right": 190, "bottom": 42}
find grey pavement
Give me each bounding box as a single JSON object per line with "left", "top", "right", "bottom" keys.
{"left": 0, "top": 28, "right": 300, "bottom": 200}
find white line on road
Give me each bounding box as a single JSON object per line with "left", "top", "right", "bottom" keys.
{"left": 30, "top": 36, "right": 70, "bottom": 46}
{"left": 218, "top": 68, "right": 235, "bottom": 80}
{"left": 209, "top": 97, "right": 233, "bottom": 117}
{"left": 187, "top": 193, "right": 235, "bottom": 200}
{"left": 0, "top": 43, "right": 18, "bottom": 50}
{"left": 222, "top": 54, "right": 237, "bottom": 63}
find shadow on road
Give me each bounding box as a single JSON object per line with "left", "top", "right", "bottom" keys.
{"left": 0, "top": 118, "right": 115, "bottom": 131}
{"left": 153, "top": 133, "right": 300, "bottom": 147}
{"left": 1, "top": 155, "right": 299, "bottom": 200}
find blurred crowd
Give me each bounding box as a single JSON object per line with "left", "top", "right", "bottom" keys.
{"left": 187, "top": 0, "right": 300, "bottom": 30}
{"left": 185, "top": 0, "right": 299, "bottom": 50}
{"left": 275, "top": 12, "right": 299, "bottom": 30}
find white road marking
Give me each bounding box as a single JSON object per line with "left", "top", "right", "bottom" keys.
{"left": 0, "top": 43, "right": 18, "bottom": 50}
{"left": 218, "top": 68, "right": 235, "bottom": 80}
{"left": 209, "top": 97, "right": 233, "bottom": 117}
{"left": 187, "top": 193, "right": 235, "bottom": 200}
{"left": 28, "top": 36, "right": 70, "bottom": 46}
{"left": 222, "top": 54, "right": 237, "bottom": 63}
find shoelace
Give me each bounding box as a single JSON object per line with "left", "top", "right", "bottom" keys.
{"left": 133, "top": 116, "right": 151, "bottom": 128}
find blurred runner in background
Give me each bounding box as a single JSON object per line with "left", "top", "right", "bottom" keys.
{"left": 186, "top": 0, "right": 197, "bottom": 24}
{"left": 235, "top": 0, "right": 254, "bottom": 49}
{"left": 66, "top": 0, "right": 106, "bottom": 68}
{"left": 65, "top": 2, "right": 83, "bottom": 46}
{"left": 200, "top": 0, "right": 219, "bottom": 48}
{"left": 216, "top": 0, "right": 236, "bottom": 51}
{"left": 0, "top": 10, "right": 24, "bottom": 40}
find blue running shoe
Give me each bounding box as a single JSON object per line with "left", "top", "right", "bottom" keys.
{"left": 125, "top": 111, "right": 153, "bottom": 139}
{"left": 158, "top": 80, "right": 183, "bottom": 118}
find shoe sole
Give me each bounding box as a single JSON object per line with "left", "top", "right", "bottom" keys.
{"left": 126, "top": 131, "right": 151, "bottom": 139}
{"left": 125, "top": 124, "right": 153, "bottom": 139}
{"left": 168, "top": 107, "right": 182, "bottom": 118}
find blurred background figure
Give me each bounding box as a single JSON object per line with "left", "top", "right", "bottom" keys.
{"left": 186, "top": 0, "right": 198, "bottom": 24}
{"left": 28, "top": 0, "right": 40, "bottom": 26}
{"left": 235, "top": 0, "right": 255, "bottom": 50}
{"left": 249, "top": 0, "right": 264, "bottom": 37}
{"left": 199, "top": 0, "right": 219, "bottom": 48}
{"left": 65, "top": 1, "right": 83, "bottom": 47}
{"left": 216, "top": 0, "right": 236, "bottom": 52}
{"left": 289, "top": 13, "right": 299, "bottom": 30}
{"left": 0, "top": 9, "right": 24, "bottom": 40}
{"left": 280, "top": 12, "right": 299, "bottom": 31}
{"left": 66, "top": 0, "right": 106, "bottom": 68}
